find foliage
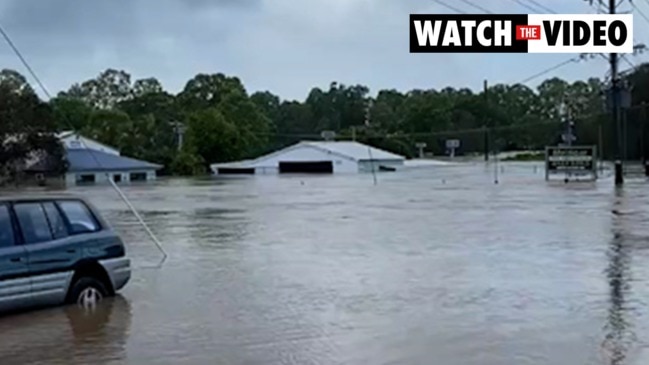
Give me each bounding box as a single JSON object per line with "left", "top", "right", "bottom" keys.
{"left": 0, "top": 70, "right": 66, "bottom": 184}
{"left": 171, "top": 150, "right": 206, "bottom": 176}
{"left": 5, "top": 63, "right": 649, "bottom": 179}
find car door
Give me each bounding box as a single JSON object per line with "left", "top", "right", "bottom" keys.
{"left": 0, "top": 203, "right": 30, "bottom": 313}
{"left": 14, "top": 201, "right": 81, "bottom": 306}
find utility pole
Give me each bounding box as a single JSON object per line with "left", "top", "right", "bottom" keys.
{"left": 610, "top": 0, "right": 624, "bottom": 185}
{"left": 170, "top": 121, "right": 186, "bottom": 152}
{"left": 484, "top": 79, "right": 489, "bottom": 162}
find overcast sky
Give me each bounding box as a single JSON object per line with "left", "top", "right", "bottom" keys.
{"left": 0, "top": 0, "right": 646, "bottom": 101}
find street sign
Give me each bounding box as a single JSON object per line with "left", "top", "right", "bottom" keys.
{"left": 545, "top": 145, "right": 597, "bottom": 181}
{"left": 446, "top": 139, "right": 460, "bottom": 149}
{"left": 321, "top": 131, "right": 336, "bottom": 141}
{"left": 561, "top": 133, "right": 577, "bottom": 143}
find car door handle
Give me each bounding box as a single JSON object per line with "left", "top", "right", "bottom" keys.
{"left": 10, "top": 257, "right": 22, "bottom": 263}
{"left": 66, "top": 249, "right": 77, "bottom": 253}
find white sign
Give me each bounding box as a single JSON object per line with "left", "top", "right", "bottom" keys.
{"left": 446, "top": 139, "right": 460, "bottom": 149}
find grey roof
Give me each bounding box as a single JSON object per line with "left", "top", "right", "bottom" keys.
{"left": 66, "top": 149, "right": 162, "bottom": 172}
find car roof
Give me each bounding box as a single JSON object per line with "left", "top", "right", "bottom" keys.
{"left": 0, "top": 193, "right": 89, "bottom": 203}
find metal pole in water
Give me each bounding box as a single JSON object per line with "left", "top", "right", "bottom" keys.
{"left": 484, "top": 79, "right": 489, "bottom": 162}
{"left": 368, "top": 147, "right": 377, "bottom": 186}
{"left": 494, "top": 146, "right": 499, "bottom": 184}
{"left": 107, "top": 175, "right": 168, "bottom": 267}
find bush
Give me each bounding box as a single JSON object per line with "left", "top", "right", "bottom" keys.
{"left": 170, "top": 151, "right": 206, "bottom": 176}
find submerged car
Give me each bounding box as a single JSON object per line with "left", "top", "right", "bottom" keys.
{"left": 0, "top": 195, "right": 130, "bottom": 314}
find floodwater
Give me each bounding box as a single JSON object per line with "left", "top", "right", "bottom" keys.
{"left": 2, "top": 162, "right": 649, "bottom": 365}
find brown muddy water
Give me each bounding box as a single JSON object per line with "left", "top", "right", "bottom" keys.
{"left": 2, "top": 162, "right": 649, "bottom": 365}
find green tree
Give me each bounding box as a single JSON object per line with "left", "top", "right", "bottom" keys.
{"left": 61, "top": 69, "right": 132, "bottom": 109}
{"left": 184, "top": 108, "right": 242, "bottom": 165}
{"left": 0, "top": 69, "right": 66, "bottom": 182}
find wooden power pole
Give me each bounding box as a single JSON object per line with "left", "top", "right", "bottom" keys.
{"left": 609, "top": 0, "right": 624, "bottom": 185}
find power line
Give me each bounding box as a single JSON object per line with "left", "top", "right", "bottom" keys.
{"left": 621, "top": 55, "right": 638, "bottom": 72}
{"left": 457, "top": 0, "right": 493, "bottom": 13}
{"left": 431, "top": 0, "right": 467, "bottom": 14}
{"left": 0, "top": 20, "right": 168, "bottom": 267}
{"left": 509, "top": 0, "right": 542, "bottom": 13}
{"left": 630, "top": 1, "right": 649, "bottom": 26}
{"left": 517, "top": 57, "right": 581, "bottom": 84}
{"left": 0, "top": 24, "right": 52, "bottom": 99}
{"left": 524, "top": 0, "right": 557, "bottom": 13}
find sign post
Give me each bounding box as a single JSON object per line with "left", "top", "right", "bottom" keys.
{"left": 545, "top": 145, "right": 597, "bottom": 182}
{"left": 415, "top": 142, "right": 427, "bottom": 158}
{"left": 446, "top": 139, "right": 460, "bottom": 158}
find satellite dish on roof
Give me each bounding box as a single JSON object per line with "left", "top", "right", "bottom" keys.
{"left": 321, "top": 131, "right": 336, "bottom": 141}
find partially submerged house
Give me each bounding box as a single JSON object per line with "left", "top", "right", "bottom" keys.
{"left": 27, "top": 131, "right": 163, "bottom": 186}
{"left": 211, "top": 141, "right": 405, "bottom": 175}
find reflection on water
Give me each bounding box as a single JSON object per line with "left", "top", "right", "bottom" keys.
{"left": 0, "top": 296, "right": 131, "bottom": 365}
{"left": 600, "top": 187, "right": 649, "bottom": 365}
{"left": 4, "top": 164, "right": 649, "bottom": 364}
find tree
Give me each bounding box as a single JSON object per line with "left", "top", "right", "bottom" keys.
{"left": 85, "top": 109, "right": 132, "bottom": 151}
{"left": 184, "top": 108, "right": 242, "bottom": 165}
{"left": 250, "top": 91, "right": 281, "bottom": 122}
{"left": 171, "top": 150, "right": 205, "bottom": 176}
{"left": 50, "top": 96, "right": 93, "bottom": 131}
{"left": 0, "top": 69, "right": 65, "bottom": 183}
{"left": 217, "top": 91, "right": 272, "bottom": 158}
{"left": 132, "top": 77, "right": 164, "bottom": 97}
{"left": 61, "top": 69, "right": 132, "bottom": 109}
{"left": 177, "top": 73, "right": 247, "bottom": 111}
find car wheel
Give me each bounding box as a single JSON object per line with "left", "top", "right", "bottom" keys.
{"left": 68, "top": 277, "right": 108, "bottom": 310}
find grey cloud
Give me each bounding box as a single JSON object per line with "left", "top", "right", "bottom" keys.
{"left": 0, "top": 0, "right": 260, "bottom": 37}
{"left": 0, "top": 0, "right": 623, "bottom": 101}
{"left": 180, "top": 0, "right": 261, "bottom": 8}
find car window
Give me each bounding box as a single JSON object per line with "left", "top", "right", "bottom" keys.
{"left": 43, "top": 202, "right": 68, "bottom": 240}
{"left": 0, "top": 205, "right": 15, "bottom": 248}
{"left": 14, "top": 203, "right": 53, "bottom": 244}
{"left": 58, "top": 201, "right": 100, "bottom": 234}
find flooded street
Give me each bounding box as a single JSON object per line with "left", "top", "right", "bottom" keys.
{"left": 2, "top": 162, "right": 649, "bottom": 364}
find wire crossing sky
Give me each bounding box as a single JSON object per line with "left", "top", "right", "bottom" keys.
{"left": 0, "top": 0, "right": 647, "bottom": 100}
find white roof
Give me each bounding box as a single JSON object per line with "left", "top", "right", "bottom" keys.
{"left": 303, "top": 141, "right": 405, "bottom": 161}
{"left": 211, "top": 140, "right": 405, "bottom": 170}
{"left": 57, "top": 131, "right": 120, "bottom": 155}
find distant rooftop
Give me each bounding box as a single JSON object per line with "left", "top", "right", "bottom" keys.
{"left": 301, "top": 141, "right": 405, "bottom": 161}
{"left": 211, "top": 140, "right": 405, "bottom": 170}
{"left": 65, "top": 149, "right": 162, "bottom": 172}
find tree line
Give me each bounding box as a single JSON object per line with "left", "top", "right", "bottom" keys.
{"left": 2, "top": 64, "right": 649, "bottom": 179}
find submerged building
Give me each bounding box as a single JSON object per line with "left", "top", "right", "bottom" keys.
{"left": 27, "top": 131, "right": 163, "bottom": 186}
{"left": 211, "top": 141, "right": 405, "bottom": 175}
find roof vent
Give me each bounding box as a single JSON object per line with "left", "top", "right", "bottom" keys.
{"left": 320, "top": 131, "right": 336, "bottom": 141}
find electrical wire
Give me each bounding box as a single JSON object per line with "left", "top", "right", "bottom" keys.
{"left": 509, "top": 0, "right": 542, "bottom": 13}
{"left": 631, "top": 1, "right": 649, "bottom": 26}
{"left": 0, "top": 21, "right": 168, "bottom": 268}
{"left": 524, "top": 0, "right": 557, "bottom": 13}
{"left": 431, "top": 0, "right": 467, "bottom": 14}
{"left": 0, "top": 24, "right": 52, "bottom": 99}
{"left": 517, "top": 57, "right": 581, "bottom": 84}
{"left": 457, "top": 0, "right": 493, "bottom": 13}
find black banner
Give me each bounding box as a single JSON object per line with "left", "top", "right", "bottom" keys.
{"left": 546, "top": 146, "right": 595, "bottom": 172}
{"left": 410, "top": 14, "right": 530, "bottom": 53}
